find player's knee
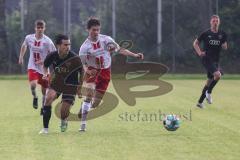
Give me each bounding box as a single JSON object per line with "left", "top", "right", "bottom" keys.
{"left": 214, "top": 71, "right": 221, "bottom": 80}
{"left": 30, "top": 79, "right": 38, "bottom": 84}
{"left": 30, "top": 82, "right": 37, "bottom": 89}
{"left": 45, "top": 94, "right": 55, "bottom": 105}
{"left": 44, "top": 98, "right": 51, "bottom": 106}
{"left": 82, "top": 82, "right": 96, "bottom": 91}
{"left": 82, "top": 82, "right": 95, "bottom": 98}
{"left": 41, "top": 87, "right": 47, "bottom": 93}
{"left": 60, "top": 102, "right": 71, "bottom": 119}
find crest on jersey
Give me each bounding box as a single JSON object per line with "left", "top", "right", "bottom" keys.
{"left": 34, "top": 41, "right": 41, "bottom": 47}
{"left": 218, "top": 35, "right": 223, "bottom": 39}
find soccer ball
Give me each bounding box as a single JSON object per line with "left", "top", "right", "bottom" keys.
{"left": 163, "top": 114, "right": 180, "bottom": 131}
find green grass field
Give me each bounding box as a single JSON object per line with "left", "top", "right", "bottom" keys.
{"left": 0, "top": 75, "right": 240, "bottom": 160}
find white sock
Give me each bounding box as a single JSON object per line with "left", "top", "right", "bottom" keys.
{"left": 81, "top": 101, "right": 92, "bottom": 125}
{"left": 82, "top": 101, "right": 92, "bottom": 112}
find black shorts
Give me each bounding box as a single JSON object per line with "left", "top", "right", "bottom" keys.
{"left": 56, "top": 93, "right": 76, "bottom": 105}
{"left": 202, "top": 57, "right": 223, "bottom": 79}
{"left": 50, "top": 83, "right": 78, "bottom": 105}
{"left": 49, "top": 86, "right": 77, "bottom": 105}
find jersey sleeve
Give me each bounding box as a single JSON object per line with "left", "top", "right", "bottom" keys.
{"left": 44, "top": 53, "right": 54, "bottom": 68}
{"left": 48, "top": 40, "right": 56, "bottom": 53}
{"left": 22, "top": 35, "right": 30, "bottom": 47}
{"left": 197, "top": 31, "right": 206, "bottom": 42}
{"left": 105, "top": 36, "right": 120, "bottom": 52}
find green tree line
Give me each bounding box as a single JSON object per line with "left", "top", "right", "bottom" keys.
{"left": 0, "top": 0, "right": 239, "bottom": 74}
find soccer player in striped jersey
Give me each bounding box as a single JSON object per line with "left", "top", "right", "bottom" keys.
{"left": 18, "top": 20, "right": 56, "bottom": 114}
{"left": 78, "top": 17, "right": 144, "bottom": 131}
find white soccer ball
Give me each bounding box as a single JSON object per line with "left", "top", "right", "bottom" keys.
{"left": 163, "top": 114, "right": 180, "bottom": 131}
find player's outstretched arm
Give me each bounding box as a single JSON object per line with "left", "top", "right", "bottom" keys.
{"left": 18, "top": 43, "right": 27, "bottom": 65}
{"left": 118, "top": 48, "right": 144, "bottom": 60}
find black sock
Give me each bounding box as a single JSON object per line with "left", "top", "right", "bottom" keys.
{"left": 207, "top": 80, "right": 219, "bottom": 94}
{"left": 43, "top": 106, "right": 52, "bottom": 128}
{"left": 31, "top": 86, "right": 37, "bottom": 98}
{"left": 198, "top": 85, "right": 208, "bottom": 103}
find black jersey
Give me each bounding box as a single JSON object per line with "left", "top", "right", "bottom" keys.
{"left": 197, "top": 29, "right": 227, "bottom": 62}
{"left": 44, "top": 51, "right": 83, "bottom": 93}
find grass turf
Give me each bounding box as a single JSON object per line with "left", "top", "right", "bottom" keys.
{"left": 0, "top": 76, "right": 239, "bottom": 160}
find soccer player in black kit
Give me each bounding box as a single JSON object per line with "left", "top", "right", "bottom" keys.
{"left": 193, "top": 15, "right": 228, "bottom": 108}
{"left": 39, "top": 34, "right": 83, "bottom": 134}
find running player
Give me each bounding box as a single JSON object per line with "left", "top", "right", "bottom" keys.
{"left": 18, "top": 20, "right": 56, "bottom": 113}
{"left": 79, "top": 17, "right": 144, "bottom": 131}
{"left": 39, "top": 34, "right": 83, "bottom": 134}
{"left": 193, "top": 15, "right": 228, "bottom": 108}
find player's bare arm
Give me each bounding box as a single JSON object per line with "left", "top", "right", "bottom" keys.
{"left": 81, "top": 57, "right": 97, "bottom": 76}
{"left": 18, "top": 43, "right": 27, "bottom": 65}
{"left": 193, "top": 39, "right": 205, "bottom": 57}
{"left": 222, "top": 42, "right": 228, "bottom": 50}
{"left": 119, "top": 48, "right": 144, "bottom": 60}
{"left": 42, "top": 66, "right": 49, "bottom": 80}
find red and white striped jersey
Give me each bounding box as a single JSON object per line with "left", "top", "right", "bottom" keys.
{"left": 79, "top": 34, "right": 120, "bottom": 69}
{"left": 23, "top": 34, "right": 56, "bottom": 74}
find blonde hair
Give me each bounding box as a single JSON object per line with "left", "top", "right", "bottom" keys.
{"left": 211, "top": 15, "right": 220, "bottom": 19}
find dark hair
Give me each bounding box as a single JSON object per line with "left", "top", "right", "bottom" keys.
{"left": 55, "top": 34, "right": 69, "bottom": 45}
{"left": 87, "top": 17, "right": 101, "bottom": 29}
{"left": 35, "top": 20, "right": 46, "bottom": 27}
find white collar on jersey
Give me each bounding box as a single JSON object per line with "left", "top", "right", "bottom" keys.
{"left": 34, "top": 34, "right": 45, "bottom": 41}
{"left": 88, "top": 36, "right": 99, "bottom": 43}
